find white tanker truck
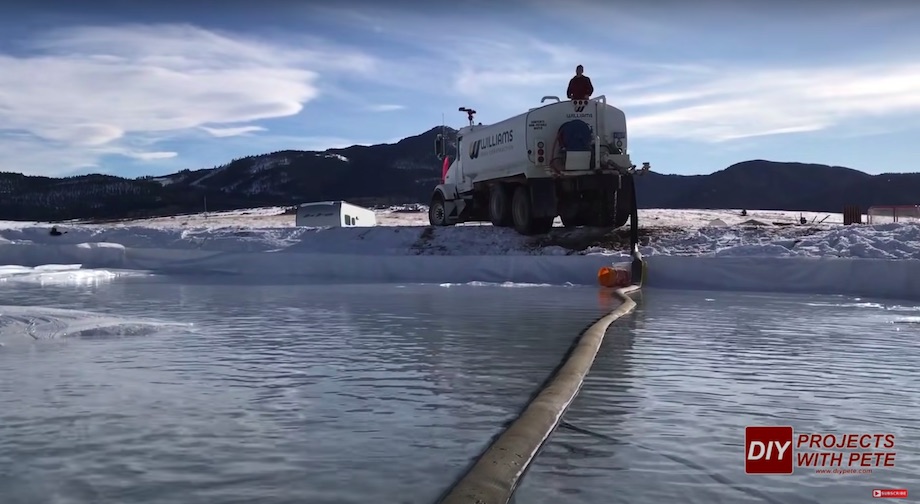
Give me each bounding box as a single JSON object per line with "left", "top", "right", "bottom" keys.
{"left": 429, "top": 95, "right": 650, "bottom": 235}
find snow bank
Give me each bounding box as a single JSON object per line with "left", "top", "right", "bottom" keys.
{"left": 2, "top": 208, "right": 919, "bottom": 301}
{"left": 0, "top": 239, "right": 126, "bottom": 268}
{"left": 648, "top": 256, "right": 920, "bottom": 301}
{"left": 0, "top": 264, "right": 147, "bottom": 286}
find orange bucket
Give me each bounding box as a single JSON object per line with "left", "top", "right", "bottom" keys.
{"left": 597, "top": 265, "right": 631, "bottom": 288}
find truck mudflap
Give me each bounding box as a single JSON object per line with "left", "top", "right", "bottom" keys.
{"left": 528, "top": 178, "right": 557, "bottom": 219}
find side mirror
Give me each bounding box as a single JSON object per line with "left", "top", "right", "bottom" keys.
{"left": 434, "top": 133, "right": 444, "bottom": 159}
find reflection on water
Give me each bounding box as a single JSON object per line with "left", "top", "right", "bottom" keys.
{"left": 0, "top": 276, "right": 611, "bottom": 504}
{"left": 516, "top": 289, "right": 920, "bottom": 504}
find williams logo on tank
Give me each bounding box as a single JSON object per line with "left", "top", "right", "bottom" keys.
{"left": 468, "top": 139, "right": 481, "bottom": 159}
{"left": 468, "top": 130, "right": 514, "bottom": 160}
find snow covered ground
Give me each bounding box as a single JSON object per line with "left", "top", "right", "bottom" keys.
{"left": 1, "top": 205, "right": 919, "bottom": 300}
{"left": 60, "top": 204, "right": 855, "bottom": 230}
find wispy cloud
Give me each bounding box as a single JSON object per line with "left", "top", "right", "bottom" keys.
{"left": 200, "top": 126, "right": 268, "bottom": 137}
{"left": 122, "top": 151, "right": 179, "bottom": 161}
{"left": 366, "top": 104, "right": 405, "bottom": 112}
{"left": 321, "top": 3, "right": 920, "bottom": 143}
{"left": 623, "top": 63, "right": 920, "bottom": 141}
{"left": 5, "top": 3, "right": 920, "bottom": 178}
{"left": 0, "top": 134, "right": 100, "bottom": 175}
{"left": 0, "top": 23, "right": 379, "bottom": 176}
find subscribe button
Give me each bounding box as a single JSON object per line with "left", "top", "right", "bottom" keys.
{"left": 873, "top": 488, "right": 908, "bottom": 498}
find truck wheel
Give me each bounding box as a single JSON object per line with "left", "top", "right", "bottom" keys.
{"left": 591, "top": 197, "right": 618, "bottom": 227}
{"left": 429, "top": 195, "right": 449, "bottom": 226}
{"left": 489, "top": 184, "right": 513, "bottom": 227}
{"left": 512, "top": 185, "right": 554, "bottom": 235}
{"left": 591, "top": 183, "right": 632, "bottom": 228}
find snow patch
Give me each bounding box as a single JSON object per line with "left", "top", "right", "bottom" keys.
{"left": 249, "top": 156, "right": 292, "bottom": 174}
{"left": 320, "top": 153, "right": 348, "bottom": 162}
{"left": 190, "top": 166, "right": 225, "bottom": 186}
{"left": 1, "top": 207, "right": 918, "bottom": 301}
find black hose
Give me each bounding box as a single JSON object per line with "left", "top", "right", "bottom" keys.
{"left": 626, "top": 172, "right": 639, "bottom": 254}
{"left": 623, "top": 172, "right": 644, "bottom": 284}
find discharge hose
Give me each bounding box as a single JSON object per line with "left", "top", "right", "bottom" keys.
{"left": 434, "top": 173, "right": 644, "bottom": 504}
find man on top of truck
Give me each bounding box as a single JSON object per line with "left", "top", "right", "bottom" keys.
{"left": 567, "top": 65, "right": 594, "bottom": 101}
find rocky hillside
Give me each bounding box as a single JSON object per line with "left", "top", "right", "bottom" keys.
{"left": 1, "top": 126, "right": 918, "bottom": 221}
{"left": 635, "top": 161, "right": 920, "bottom": 212}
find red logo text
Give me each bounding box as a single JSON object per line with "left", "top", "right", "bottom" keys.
{"left": 745, "top": 426, "right": 897, "bottom": 475}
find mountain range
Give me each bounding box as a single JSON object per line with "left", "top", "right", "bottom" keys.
{"left": 1, "top": 126, "right": 918, "bottom": 222}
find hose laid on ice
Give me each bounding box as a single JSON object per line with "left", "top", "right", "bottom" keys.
{"left": 434, "top": 173, "right": 644, "bottom": 504}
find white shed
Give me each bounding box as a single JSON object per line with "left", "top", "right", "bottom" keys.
{"left": 294, "top": 200, "right": 377, "bottom": 228}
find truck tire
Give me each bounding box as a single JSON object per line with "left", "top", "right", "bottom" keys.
{"left": 489, "top": 184, "right": 513, "bottom": 227}
{"left": 512, "top": 185, "right": 554, "bottom": 235}
{"left": 591, "top": 195, "right": 623, "bottom": 227}
{"left": 591, "top": 177, "right": 632, "bottom": 228}
{"left": 613, "top": 180, "right": 633, "bottom": 228}
{"left": 428, "top": 194, "right": 449, "bottom": 226}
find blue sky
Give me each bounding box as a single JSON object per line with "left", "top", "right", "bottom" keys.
{"left": 2, "top": 0, "right": 920, "bottom": 178}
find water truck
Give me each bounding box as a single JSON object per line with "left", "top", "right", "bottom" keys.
{"left": 429, "top": 95, "right": 650, "bottom": 235}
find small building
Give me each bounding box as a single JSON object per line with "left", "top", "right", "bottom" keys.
{"left": 294, "top": 200, "right": 377, "bottom": 228}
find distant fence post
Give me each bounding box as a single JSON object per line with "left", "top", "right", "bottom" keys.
{"left": 843, "top": 205, "right": 861, "bottom": 225}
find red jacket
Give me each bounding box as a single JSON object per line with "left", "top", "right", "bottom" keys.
{"left": 567, "top": 75, "right": 594, "bottom": 100}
